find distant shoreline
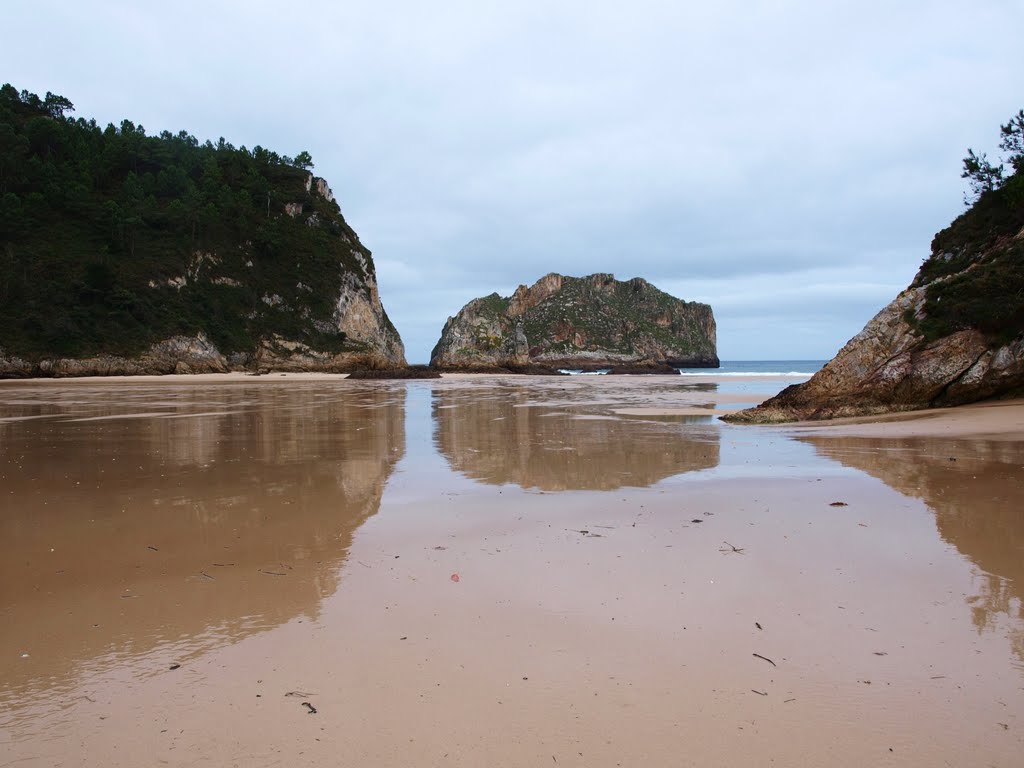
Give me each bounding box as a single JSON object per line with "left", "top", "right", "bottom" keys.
{"left": 0, "top": 370, "right": 810, "bottom": 385}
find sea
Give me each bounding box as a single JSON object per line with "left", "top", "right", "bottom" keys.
{"left": 560, "top": 360, "right": 827, "bottom": 376}
{"left": 677, "top": 360, "right": 827, "bottom": 376}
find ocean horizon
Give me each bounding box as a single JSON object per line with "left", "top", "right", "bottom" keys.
{"left": 553, "top": 360, "right": 828, "bottom": 376}
{"left": 678, "top": 360, "right": 827, "bottom": 376}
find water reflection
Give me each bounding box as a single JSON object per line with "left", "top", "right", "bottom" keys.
{"left": 432, "top": 385, "right": 720, "bottom": 490}
{"left": 0, "top": 383, "right": 405, "bottom": 721}
{"left": 804, "top": 435, "right": 1024, "bottom": 662}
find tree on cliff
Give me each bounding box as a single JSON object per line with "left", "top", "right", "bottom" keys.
{"left": 920, "top": 108, "right": 1024, "bottom": 344}
{"left": 999, "top": 110, "right": 1024, "bottom": 176}
{"left": 962, "top": 109, "right": 1024, "bottom": 203}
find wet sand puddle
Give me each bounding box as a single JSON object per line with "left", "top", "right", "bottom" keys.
{"left": 0, "top": 376, "right": 1021, "bottom": 766}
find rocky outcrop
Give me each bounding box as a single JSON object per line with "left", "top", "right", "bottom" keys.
{"left": 328, "top": 268, "right": 404, "bottom": 363}
{"left": 430, "top": 273, "right": 718, "bottom": 370}
{"left": 0, "top": 172, "right": 405, "bottom": 378}
{"left": 0, "top": 347, "right": 33, "bottom": 378}
{"left": 726, "top": 187, "right": 1024, "bottom": 422}
{"left": 31, "top": 334, "right": 230, "bottom": 377}
{"left": 0, "top": 86, "right": 407, "bottom": 378}
{"left": 2, "top": 335, "right": 228, "bottom": 377}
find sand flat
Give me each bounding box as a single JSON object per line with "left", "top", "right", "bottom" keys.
{"left": 1, "top": 375, "right": 1021, "bottom": 766}
{"left": 787, "top": 397, "right": 1024, "bottom": 439}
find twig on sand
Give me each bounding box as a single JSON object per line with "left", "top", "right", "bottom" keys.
{"left": 719, "top": 542, "right": 745, "bottom": 554}
{"left": 301, "top": 702, "right": 317, "bottom": 714}
{"left": 753, "top": 653, "right": 777, "bottom": 667}
{"left": 751, "top": 689, "right": 768, "bottom": 696}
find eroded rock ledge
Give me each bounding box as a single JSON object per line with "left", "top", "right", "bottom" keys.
{"left": 0, "top": 332, "right": 406, "bottom": 378}
{"left": 430, "top": 273, "right": 718, "bottom": 372}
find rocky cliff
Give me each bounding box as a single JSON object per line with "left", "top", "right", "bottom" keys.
{"left": 726, "top": 177, "right": 1024, "bottom": 422}
{"left": 430, "top": 273, "right": 718, "bottom": 370}
{"left": 0, "top": 85, "right": 405, "bottom": 377}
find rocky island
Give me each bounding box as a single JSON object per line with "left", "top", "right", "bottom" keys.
{"left": 430, "top": 273, "right": 718, "bottom": 372}
{"left": 0, "top": 85, "right": 404, "bottom": 377}
{"left": 727, "top": 111, "right": 1024, "bottom": 422}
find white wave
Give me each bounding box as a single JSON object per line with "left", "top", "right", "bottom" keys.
{"left": 676, "top": 371, "right": 814, "bottom": 377}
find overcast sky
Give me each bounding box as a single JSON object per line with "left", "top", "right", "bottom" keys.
{"left": 4, "top": 1, "right": 1022, "bottom": 362}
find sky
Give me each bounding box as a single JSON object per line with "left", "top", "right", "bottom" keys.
{"left": 4, "top": 1, "right": 1023, "bottom": 363}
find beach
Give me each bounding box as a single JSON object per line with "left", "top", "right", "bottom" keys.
{"left": 1, "top": 374, "right": 1021, "bottom": 767}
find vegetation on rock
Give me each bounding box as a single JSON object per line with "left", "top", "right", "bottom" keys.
{"left": 727, "top": 109, "right": 1024, "bottom": 423}
{"left": 431, "top": 273, "right": 718, "bottom": 370}
{"left": 913, "top": 115, "right": 1024, "bottom": 344}
{"left": 0, "top": 84, "right": 401, "bottom": 366}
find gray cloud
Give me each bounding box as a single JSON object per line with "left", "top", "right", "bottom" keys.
{"left": 4, "top": 0, "right": 1022, "bottom": 361}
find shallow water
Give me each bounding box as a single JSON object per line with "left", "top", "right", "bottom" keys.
{"left": 0, "top": 377, "right": 1021, "bottom": 766}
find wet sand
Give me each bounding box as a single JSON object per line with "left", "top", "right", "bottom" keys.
{"left": 791, "top": 397, "right": 1024, "bottom": 439}
{"left": 1, "top": 376, "right": 1022, "bottom": 766}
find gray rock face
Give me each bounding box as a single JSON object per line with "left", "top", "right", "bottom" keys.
{"left": 430, "top": 273, "right": 718, "bottom": 370}
{"left": 329, "top": 270, "right": 405, "bottom": 365}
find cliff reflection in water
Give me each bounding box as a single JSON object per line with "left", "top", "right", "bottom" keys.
{"left": 804, "top": 435, "right": 1024, "bottom": 662}
{"left": 0, "top": 383, "right": 405, "bottom": 710}
{"left": 432, "top": 386, "right": 719, "bottom": 491}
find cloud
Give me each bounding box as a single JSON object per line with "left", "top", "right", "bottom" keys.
{"left": 4, "top": 0, "right": 1023, "bottom": 362}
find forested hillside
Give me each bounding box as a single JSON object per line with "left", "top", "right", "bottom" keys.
{"left": 0, "top": 85, "right": 402, "bottom": 368}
